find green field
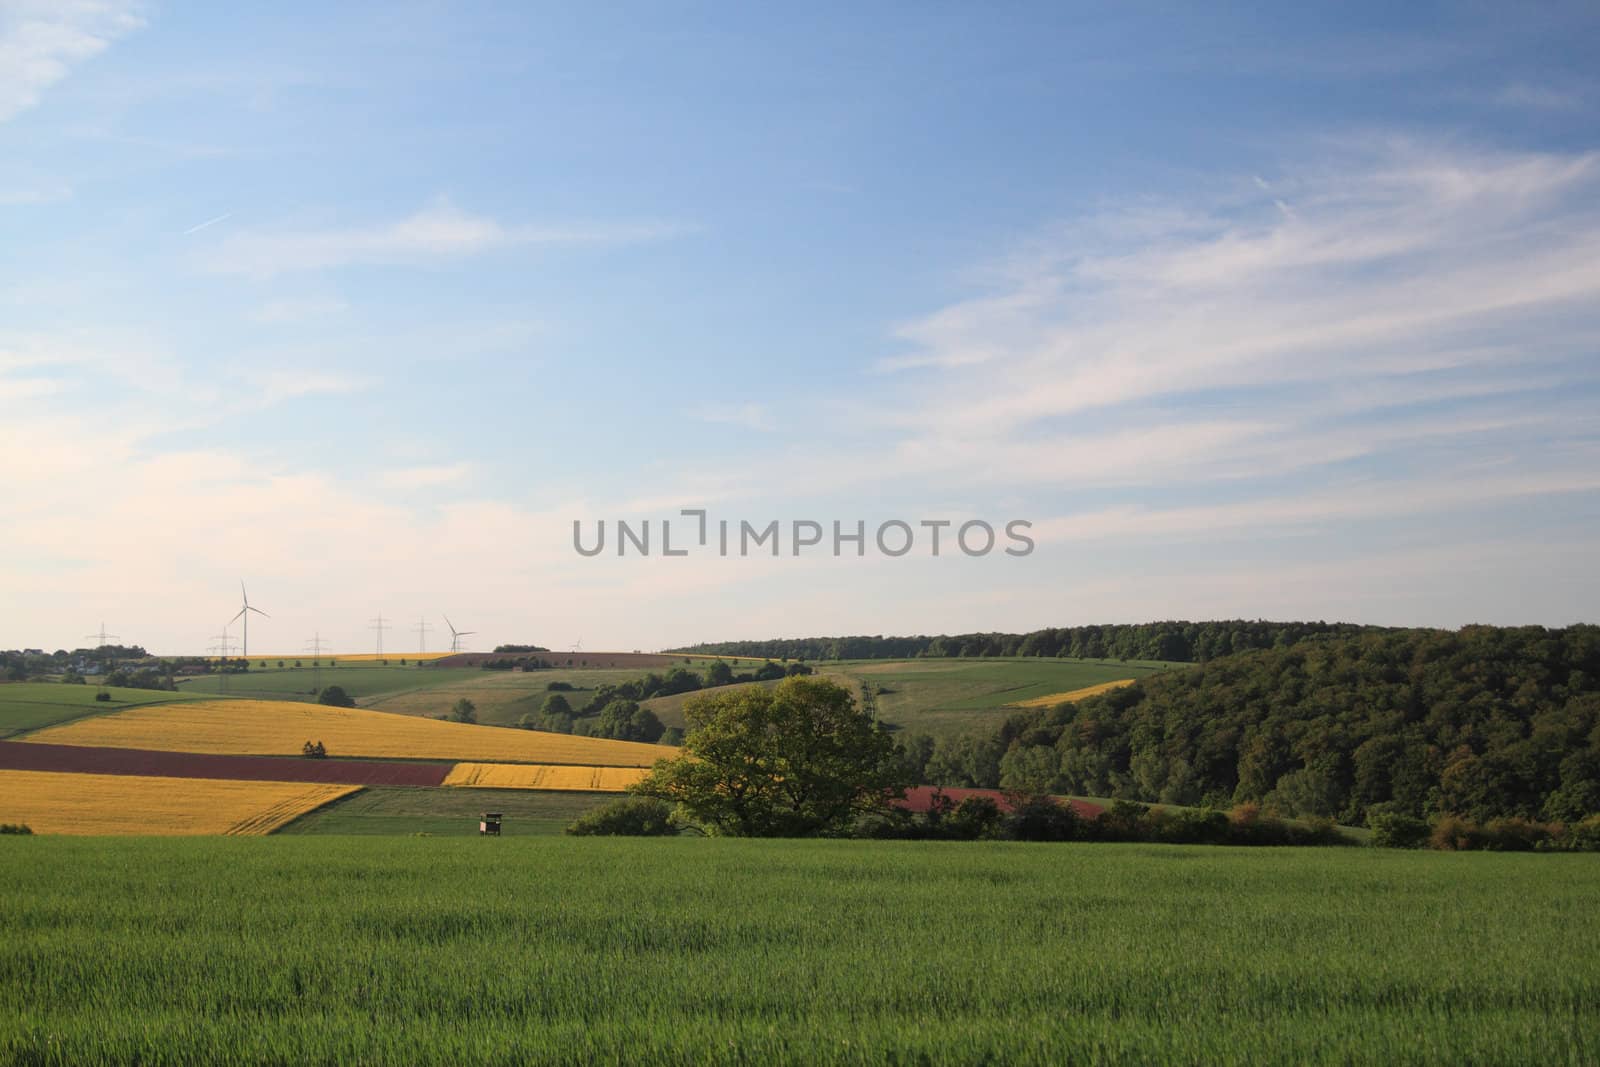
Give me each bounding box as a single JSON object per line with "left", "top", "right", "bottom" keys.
{"left": 1, "top": 838, "right": 1595, "bottom": 1064}
{"left": 0, "top": 682, "right": 206, "bottom": 738}
{"left": 175, "top": 666, "right": 485, "bottom": 703}
{"left": 367, "top": 668, "right": 669, "bottom": 726}
{"left": 819, "top": 657, "right": 1179, "bottom": 735}
{"left": 279, "top": 787, "right": 611, "bottom": 836}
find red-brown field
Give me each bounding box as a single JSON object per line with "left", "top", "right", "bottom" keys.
{"left": 0, "top": 741, "right": 451, "bottom": 786}
{"left": 898, "top": 785, "right": 1104, "bottom": 819}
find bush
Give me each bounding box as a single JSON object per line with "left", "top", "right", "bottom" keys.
{"left": 0, "top": 823, "right": 33, "bottom": 835}
{"left": 565, "top": 797, "right": 677, "bottom": 836}
{"left": 1368, "top": 810, "right": 1431, "bottom": 848}
{"left": 450, "top": 698, "right": 477, "bottom": 725}
{"left": 1563, "top": 814, "right": 1600, "bottom": 852}
{"left": 1006, "top": 794, "right": 1082, "bottom": 842}
{"left": 317, "top": 686, "right": 356, "bottom": 708}
{"left": 947, "top": 795, "right": 1005, "bottom": 840}
{"left": 301, "top": 741, "right": 327, "bottom": 759}
{"left": 94, "top": 691, "right": 111, "bottom": 702}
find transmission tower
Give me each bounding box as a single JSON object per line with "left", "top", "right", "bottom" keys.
{"left": 304, "top": 632, "right": 330, "bottom": 695}
{"left": 413, "top": 617, "right": 431, "bottom": 654}
{"left": 369, "top": 615, "right": 389, "bottom": 657}
{"left": 84, "top": 622, "right": 120, "bottom": 648}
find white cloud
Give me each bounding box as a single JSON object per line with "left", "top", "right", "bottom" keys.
{"left": 243, "top": 368, "right": 370, "bottom": 405}
{"left": 205, "top": 198, "right": 688, "bottom": 277}
{"left": 0, "top": 0, "right": 145, "bottom": 122}
{"left": 0, "top": 180, "right": 71, "bottom": 205}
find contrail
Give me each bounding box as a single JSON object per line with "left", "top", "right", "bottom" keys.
{"left": 183, "top": 212, "right": 234, "bottom": 236}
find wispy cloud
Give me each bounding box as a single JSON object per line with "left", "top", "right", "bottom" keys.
{"left": 871, "top": 140, "right": 1600, "bottom": 471}
{"left": 376, "top": 463, "right": 474, "bottom": 490}
{"left": 691, "top": 403, "right": 776, "bottom": 432}
{"left": 1495, "top": 82, "right": 1586, "bottom": 111}
{"left": 205, "top": 198, "right": 689, "bottom": 277}
{"left": 0, "top": 0, "right": 145, "bottom": 122}
{"left": 243, "top": 368, "right": 370, "bottom": 406}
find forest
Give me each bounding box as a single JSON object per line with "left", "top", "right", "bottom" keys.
{"left": 904, "top": 625, "right": 1600, "bottom": 827}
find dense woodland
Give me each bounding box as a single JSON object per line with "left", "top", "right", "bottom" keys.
{"left": 903, "top": 625, "right": 1600, "bottom": 827}
{"left": 672, "top": 620, "right": 1391, "bottom": 664}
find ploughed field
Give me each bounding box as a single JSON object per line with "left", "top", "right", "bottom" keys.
{"left": 2, "top": 837, "right": 1596, "bottom": 1065}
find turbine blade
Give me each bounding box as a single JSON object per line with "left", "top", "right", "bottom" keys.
{"left": 230, "top": 608, "right": 246, "bottom": 624}
{"left": 249, "top": 606, "right": 269, "bottom": 617}
{"left": 240, "top": 580, "right": 248, "bottom": 604}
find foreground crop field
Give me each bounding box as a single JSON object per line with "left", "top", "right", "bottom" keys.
{"left": 24, "top": 699, "right": 670, "bottom": 766}
{"left": 0, "top": 839, "right": 1595, "bottom": 1065}
{"left": 0, "top": 770, "right": 358, "bottom": 835}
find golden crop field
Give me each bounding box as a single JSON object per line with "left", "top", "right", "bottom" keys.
{"left": 218, "top": 652, "right": 456, "bottom": 663}
{"left": 25, "top": 700, "right": 671, "bottom": 766}
{"left": 442, "top": 762, "right": 652, "bottom": 791}
{"left": 1006, "top": 678, "right": 1136, "bottom": 708}
{"left": 0, "top": 770, "right": 358, "bottom": 836}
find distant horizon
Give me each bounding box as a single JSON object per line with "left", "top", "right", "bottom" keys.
{"left": 19, "top": 614, "right": 1597, "bottom": 660}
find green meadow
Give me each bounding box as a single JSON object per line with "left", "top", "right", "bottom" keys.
{"left": 1, "top": 837, "right": 1595, "bottom": 1065}
{"left": 820, "top": 657, "right": 1178, "bottom": 735}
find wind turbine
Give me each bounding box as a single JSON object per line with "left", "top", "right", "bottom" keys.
{"left": 444, "top": 616, "right": 476, "bottom": 654}
{"left": 230, "top": 581, "right": 268, "bottom": 660}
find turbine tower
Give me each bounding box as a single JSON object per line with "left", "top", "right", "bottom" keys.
{"left": 230, "top": 582, "right": 268, "bottom": 660}
{"left": 444, "top": 616, "right": 476, "bottom": 654}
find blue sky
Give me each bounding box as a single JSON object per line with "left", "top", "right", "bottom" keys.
{"left": 3, "top": 2, "right": 1598, "bottom": 654}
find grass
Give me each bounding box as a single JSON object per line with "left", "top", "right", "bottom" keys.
{"left": 0, "top": 838, "right": 1596, "bottom": 1064}
{"left": 818, "top": 657, "right": 1180, "bottom": 736}
{"left": 367, "top": 668, "right": 664, "bottom": 725}
{"left": 277, "top": 786, "right": 612, "bottom": 836}
{"left": 176, "top": 666, "right": 485, "bottom": 702}
{"left": 0, "top": 682, "right": 207, "bottom": 739}
{"left": 0, "top": 770, "right": 358, "bottom": 835}
{"left": 23, "top": 699, "right": 672, "bottom": 766}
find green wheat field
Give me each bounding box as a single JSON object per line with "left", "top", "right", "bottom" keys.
{"left": 3, "top": 837, "right": 1596, "bottom": 1065}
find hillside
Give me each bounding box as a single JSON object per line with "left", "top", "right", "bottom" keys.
{"left": 923, "top": 625, "right": 1600, "bottom": 826}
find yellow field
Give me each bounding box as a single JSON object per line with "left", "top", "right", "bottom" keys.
{"left": 1006, "top": 678, "right": 1137, "bottom": 708}
{"left": 24, "top": 699, "right": 672, "bottom": 766}
{"left": 0, "top": 770, "right": 358, "bottom": 836}
{"left": 443, "top": 762, "right": 652, "bottom": 791}
{"left": 220, "top": 652, "right": 456, "bottom": 664}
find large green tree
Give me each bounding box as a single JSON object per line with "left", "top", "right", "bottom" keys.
{"left": 633, "top": 676, "right": 907, "bottom": 836}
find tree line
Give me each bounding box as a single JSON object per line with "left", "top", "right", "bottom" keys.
{"left": 669, "top": 620, "right": 1394, "bottom": 664}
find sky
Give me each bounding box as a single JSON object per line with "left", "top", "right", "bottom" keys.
{"left": 3, "top": 2, "right": 1599, "bottom": 655}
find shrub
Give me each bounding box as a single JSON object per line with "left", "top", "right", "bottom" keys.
{"left": 317, "top": 686, "right": 356, "bottom": 708}
{"left": 1430, "top": 814, "right": 1488, "bottom": 851}
{"left": 94, "top": 691, "right": 111, "bottom": 702}
{"left": 1006, "top": 794, "right": 1082, "bottom": 842}
{"left": 1482, "top": 817, "right": 1553, "bottom": 852}
{"left": 450, "top": 699, "right": 477, "bottom": 724}
{"left": 1368, "top": 810, "right": 1431, "bottom": 848}
{"left": 565, "top": 797, "right": 677, "bottom": 836}
{"left": 0, "top": 823, "right": 33, "bottom": 835}
{"left": 301, "top": 741, "right": 327, "bottom": 759}
{"left": 1563, "top": 814, "right": 1600, "bottom": 852}
{"left": 948, "top": 795, "right": 1005, "bottom": 840}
